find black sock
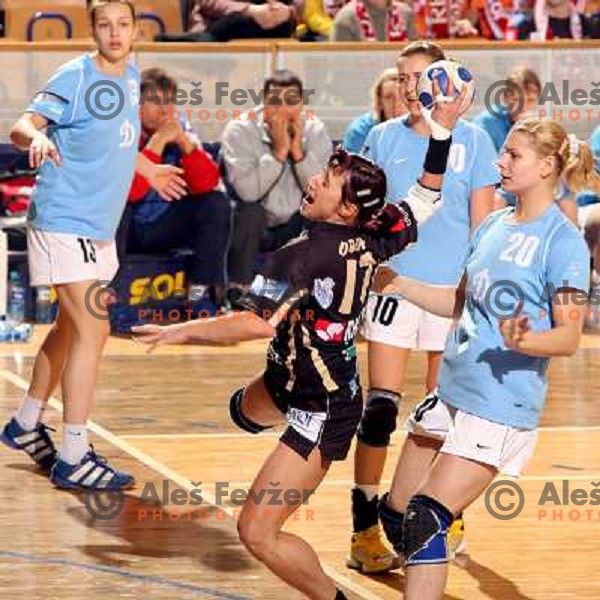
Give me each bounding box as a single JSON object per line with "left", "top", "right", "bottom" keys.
{"left": 335, "top": 590, "right": 348, "bottom": 600}
{"left": 351, "top": 487, "right": 379, "bottom": 533}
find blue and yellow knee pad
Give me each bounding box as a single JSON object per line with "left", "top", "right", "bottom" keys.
{"left": 403, "top": 494, "right": 453, "bottom": 565}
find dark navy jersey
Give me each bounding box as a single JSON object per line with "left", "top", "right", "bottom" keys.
{"left": 239, "top": 202, "right": 417, "bottom": 395}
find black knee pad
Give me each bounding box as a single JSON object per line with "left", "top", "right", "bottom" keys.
{"left": 403, "top": 494, "right": 453, "bottom": 566}
{"left": 378, "top": 493, "right": 404, "bottom": 553}
{"left": 357, "top": 389, "right": 400, "bottom": 447}
{"left": 229, "top": 388, "right": 270, "bottom": 434}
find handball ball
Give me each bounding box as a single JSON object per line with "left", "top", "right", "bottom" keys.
{"left": 417, "top": 60, "right": 475, "bottom": 113}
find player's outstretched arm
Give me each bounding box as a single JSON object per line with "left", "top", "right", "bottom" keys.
{"left": 10, "top": 113, "right": 61, "bottom": 169}
{"left": 132, "top": 311, "right": 275, "bottom": 353}
{"left": 374, "top": 267, "right": 466, "bottom": 319}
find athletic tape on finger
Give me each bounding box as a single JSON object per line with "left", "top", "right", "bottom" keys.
{"left": 420, "top": 108, "right": 452, "bottom": 141}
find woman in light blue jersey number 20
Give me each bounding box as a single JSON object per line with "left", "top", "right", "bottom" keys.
{"left": 376, "top": 117, "right": 600, "bottom": 599}
{"left": 1, "top": 0, "right": 186, "bottom": 491}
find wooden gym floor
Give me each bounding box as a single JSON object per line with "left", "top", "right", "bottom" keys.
{"left": 1, "top": 326, "right": 600, "bottom": 600}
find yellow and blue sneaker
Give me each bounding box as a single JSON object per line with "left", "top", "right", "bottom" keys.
{"left": 448, "top": 513, "right": 468, "bottom": 558}
{"left": 347, "top": 524, "right": 401, "bottom": 573}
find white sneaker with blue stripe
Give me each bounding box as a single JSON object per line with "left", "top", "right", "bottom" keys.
{"left": 50, "top": 445, "right": 135, "bottom": 491}
{"left": 1, "top": 417, "right": 57, "bottom": 471}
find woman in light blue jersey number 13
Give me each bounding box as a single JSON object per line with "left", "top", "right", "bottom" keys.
{"left": 1, "top": 0, "right": 186, "bottom": 491}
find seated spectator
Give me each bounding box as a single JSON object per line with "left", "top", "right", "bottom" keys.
{"left": 297, "top": 0, "right": 347, "bottom": 40}
{"left": 474, "top": 65, "right": 541, "bottom": 153}
{"left": 128, "top": 68, "right": 231, "bottom": 308}
{"left": 330, "top": 0, "right": 415, "bottom": 41}
{"left": 412, "top": 0, "right": 479, "bottom": 38}
{"left": 342, "top": 68, "right": 406, "bottom": 153}
{"left": 187, "top": 0, "right": 296, "bottom": 41}
{"left": 221, "top": 69, "right": 331, "bottom": 290}
{"left": 524, "top": 0, "right": 600, "bottom": 39}
{"left": 474, "top": 0, "right": 534, "bottom": 39}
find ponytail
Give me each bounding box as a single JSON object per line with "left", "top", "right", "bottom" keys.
{"left": 561, "top": 137, "right": 600, "bottom": 195}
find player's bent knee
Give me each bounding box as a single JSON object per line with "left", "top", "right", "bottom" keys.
{"left": 379, "top": 493, "right": 404, "bottom": 553}
{"left": 403, "top": 494, "right": 453, "bottom": 566}
{"left": 237, "top": 514, "right": 273, "bottom": 560}
{"left": 229, "top": 388, "right": 271, "bottom": 434}
{"left": 357, "top": 389, "right": 400, "bottom": 447}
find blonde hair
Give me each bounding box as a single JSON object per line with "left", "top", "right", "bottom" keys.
{"left": 511, "top": 117, "right": 600, "bottom": 194}
{"left": 371, "top": 68, "right": 399, "bottom": 121}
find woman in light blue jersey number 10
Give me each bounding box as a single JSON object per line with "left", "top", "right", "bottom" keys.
{"left": 376, "top": 117, "right": 600, "bottom": 599}
{"left": 1, "top": 0, "right": 186, "bottom": 491}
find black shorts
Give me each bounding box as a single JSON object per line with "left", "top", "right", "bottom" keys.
{"left": 264, "top": 369, "right": 364, "bottom": 462}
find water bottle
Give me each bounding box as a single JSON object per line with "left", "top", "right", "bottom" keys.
{"left": 11, "top": 322, "right": 33, "bottom": 342}
{"left": 0, "top": 317, "right": 31, "bottom": 343}
{"left": 7, "top": 270, "right": 25, "bottom": 324}
{"left": 0, "top": 317, "right": 11, "bottom": 342}
{"left": 36, "top": 286, "right": 54, "bottom": 324}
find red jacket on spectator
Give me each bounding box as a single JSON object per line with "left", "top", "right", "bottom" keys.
{"left": 128, "top": 127, "right": 220, "bottom": 203}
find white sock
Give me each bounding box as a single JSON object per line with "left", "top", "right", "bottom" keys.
{"left": 188, "top": 284, "right": 208, "bottom": 302}
{"left": 60, "top": 424, "right": 89, "bottom": 465}
{"left": 357, "top": 484, "right": 379, "bottom": 502}
{"left": 15, "top": 394, "right": 45, "bottom": 431}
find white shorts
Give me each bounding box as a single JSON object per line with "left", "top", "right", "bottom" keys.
{"left": 406, "top": 394, "right": 538, "bottom": 478}
{"left": 28, "top": 227, "right": 119, "bottom": 287}
{"left": 362, "top": 292, "right": 453, "bottom": 351}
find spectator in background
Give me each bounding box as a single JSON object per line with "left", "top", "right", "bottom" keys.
{"left": 412, "top": 0, "right": 479, "bottom": 37}
{"left": 473, "top": 0, "right": 534, "bottom": 39}
{"left": 474, "top": 65, "right": 541, "bottom": 153}
{"left": 330, "top": 0, "right": 415, "bottom": 41}
{"left": 524, "top": 0, "right": 599, "bottom": 38}
{"left": 221, "top": 69, "right": 331, "bottom": 292}
{"left": 188, "top": 0, "right": 296, "bottom": 41}
{"left": 474, "top": 65, "right": 579, "bottom": 222}
{"left": 343, "top": 68, "right": 407, "bottom": 153}
{"left": 128, "top": 69, "right": 231, "bottom": 307}
{"left": 296, "top": 0, "right": 347, "bottom": 40}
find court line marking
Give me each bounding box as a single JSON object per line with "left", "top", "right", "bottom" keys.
{"left": 122, "top": 432, "right": 282, "bottom": 439}
{"left": 0, "top": 369, "right": 382, "bottom": 600}
{"left": 120, "top": 424, "right": 600, "bottom": 441}
{"left": 220, "top": 472, "right": 600, "bottom": 489}
{"left": 0, "top": 550, "right": 248, "bottom": 599}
